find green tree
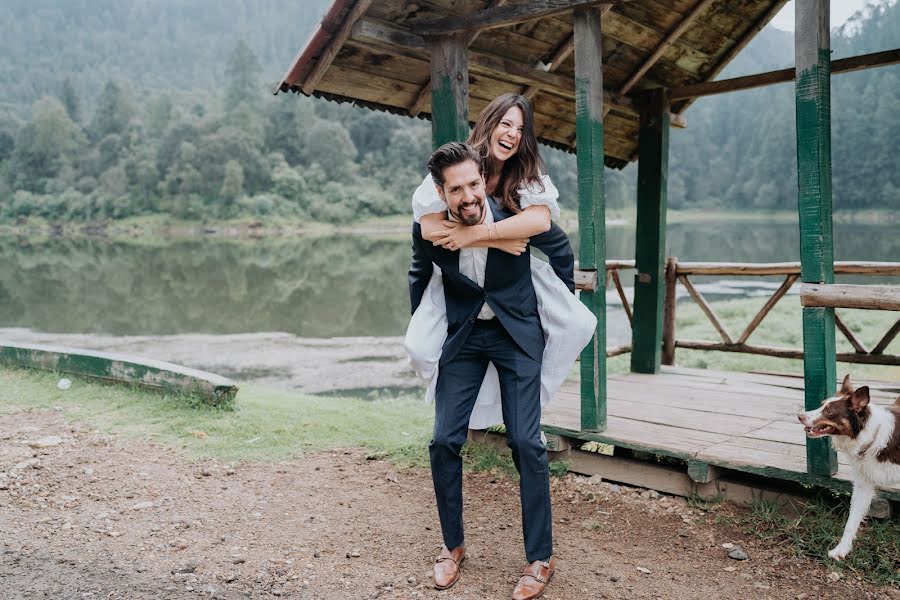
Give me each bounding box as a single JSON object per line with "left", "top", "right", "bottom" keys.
{"left": 11, "top": 96, "right": 83, "bottom": 192}
{"left": 224, "top": 40, "right": 261, "bottom": 112}
{"left": 220, "top": 159, "right": 244, "bottom": 204}
{"left": 90, "top": 81, "right": 134, "bottom": 141}
{"left": 59, "top": 78, "right": 81, "bottom": 123}
{"left": 300, "top": 120, "right": 358, "bottom": 180}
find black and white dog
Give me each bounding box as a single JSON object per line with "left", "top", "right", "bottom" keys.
{"left": 798, "top": 375, "right": 900, "bottom": 560}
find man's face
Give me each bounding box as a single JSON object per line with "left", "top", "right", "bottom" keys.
{"left": 436, "top": 159, "right": 486, "bottom": 226}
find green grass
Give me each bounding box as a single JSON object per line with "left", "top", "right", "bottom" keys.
{"left": 0, "top": 366, "right": 435, "bottom": 465}
{"left": 734, "top": 495, "right": 900, "bottom": 587}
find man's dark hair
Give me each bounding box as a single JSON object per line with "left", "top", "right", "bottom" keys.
{"left": 427, "top": 142, "right": 482, "bottom": 188}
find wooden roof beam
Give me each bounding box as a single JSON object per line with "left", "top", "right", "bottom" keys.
{"left": 417, "top": 0, "right": 631, "bottom": 35}
{"left": 350, "top": 18, "right": 638, "bottom": 117}
{"left": 617, "top": 0, "right": 716, "bottom": 97}
{"left": 669, "top": 47, "right": 900, "bottom": 100}
{"left": 409, "top": 0, "right": 509, "bottom": 118}
{"left": 301, "top": 0, "right": 374, "bottom": 95}
{"left": 522, "top": 5, "right": 613, "bottom": 101}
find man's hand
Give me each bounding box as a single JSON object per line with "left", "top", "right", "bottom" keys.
{"left": 493, "top": 237, "right": 529, "bottom": 256}
{"left": 427, "top": 220, "right": 482, "bottom": 252}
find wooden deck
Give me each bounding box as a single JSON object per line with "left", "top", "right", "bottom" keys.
{"left": 542, "top": 367, "right": 900, "bottom": 501}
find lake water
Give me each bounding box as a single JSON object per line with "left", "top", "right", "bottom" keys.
{"left": 1, "top": 220, "right": 896, "bottom": 338}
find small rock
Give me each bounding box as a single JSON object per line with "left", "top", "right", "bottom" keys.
{"left": 135, "top": 562, "right": 148, "bottom": 573}
{"left": 728, "top": 546, "right": 749, "bottom": 561}
{"left": 406, "top": 576, "right": 417, "bottom": 585}
{"left": 223, "top": 572, "right": 237, "bottom": 583}
{"left": 172, "top": 563, "right": 197, "bottom": 575}
{"left": 586, "top": 474, "right": 603, "bottom": 485}
{"left": 609, "top": 575, "right": 620, "bottom": 582}
{"left": 636, "top": 566, "right": 651, "bottom": 574}
{"left": 347, "top": 550, "right": 361, "bottom": 558}
{"left": 649, "top": 490, "right": 660, "bottom": 499}
{"left": 676, "top": 528, "right": 689, "bottom": 538}
{"left": 827, "top": 571, "right": 841, "bottom": 583}
{"left": 57, "top": 378, "right": 72, "bottom": 390}
{"left": 130, "top": 501, "right": 154, "bottom": 511}
{"left": 26, "top": 436, "right": 64, "bottom": 449}
{"left": 313, "top": 551, "right": 321, "bottom": 558}
{"left": 231, "top": 556, "right": 245, "bottom": 564}
{"left": 723, "top": 566, "right": 736, "bottom": 573}
{"left": 721, "top": 542, "right": 735, "bottom": 550}
{"left": 797, "top": 593, "right": 810, "bottom": 600}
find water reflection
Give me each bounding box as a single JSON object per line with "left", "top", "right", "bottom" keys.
{"left": 0, "top": 220, "right": 895, "bottom": 337}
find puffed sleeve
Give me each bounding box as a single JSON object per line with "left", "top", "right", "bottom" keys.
{"left": 411, "top": 173, "right": 447, "bottom": 224}
{"left": 517, "top": 174, "right": 560, "bottom": 221}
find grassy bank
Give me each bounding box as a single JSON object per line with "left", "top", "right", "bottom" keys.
{"left": 0, "top": 366, "right": 434, "bottom": 465}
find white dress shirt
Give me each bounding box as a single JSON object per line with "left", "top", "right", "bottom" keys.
{"left": 453, "top": 203, "right": 496, "bottom": 320}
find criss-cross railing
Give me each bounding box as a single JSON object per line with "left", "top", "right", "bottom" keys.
{"left": 585, "top": 260, "right": 900, "bottom": 366}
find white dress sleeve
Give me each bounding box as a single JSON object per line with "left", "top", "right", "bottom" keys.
{"left": 411, "top": 173, "right": 446, "bottom": 224}
{"left": 517, "top": 174, "right": 560, "bottom": 221}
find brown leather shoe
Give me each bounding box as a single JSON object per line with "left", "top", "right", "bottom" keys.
{"left": 433, "top": 545, "right": 465, "bottom": 590}
{"left": 511, "top": 556, "right": 556, "bottom": 600}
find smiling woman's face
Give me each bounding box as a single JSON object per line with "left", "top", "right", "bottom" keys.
{"left": 489, "top": 106, "right": 524, "bottom": 163}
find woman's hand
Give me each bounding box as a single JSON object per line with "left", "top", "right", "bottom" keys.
{"left": 492, "top": 237, "right": 529, "bottom": 256}
{"left": 427, "top": 220, "right": 484, "bottom": 252}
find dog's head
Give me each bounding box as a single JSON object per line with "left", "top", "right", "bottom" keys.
{"left": 798, "top": 375, "right": 871, "bottom": 439}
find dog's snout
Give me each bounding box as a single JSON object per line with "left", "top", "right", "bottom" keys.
{"left": 797, "top": 414, "right": 807, "bottom": 425}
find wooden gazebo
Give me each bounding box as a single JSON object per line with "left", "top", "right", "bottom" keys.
{"left": 279, "top": 1, "right": 900, "bottom": 501}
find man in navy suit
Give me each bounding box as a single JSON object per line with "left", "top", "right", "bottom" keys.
{"left": 409, "top": 142, "right": 574, "bottom": 600}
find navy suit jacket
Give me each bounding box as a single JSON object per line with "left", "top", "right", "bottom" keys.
{"left": 408, "top": 197, "right": 575, "bottom": 366}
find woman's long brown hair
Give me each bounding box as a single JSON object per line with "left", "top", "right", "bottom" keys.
{"left": 466, "top": 94, "right": 544, "bottom": 214}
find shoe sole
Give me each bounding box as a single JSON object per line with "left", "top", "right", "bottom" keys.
{"left": 434, "top": 555, "right": 465, "bottom": 590}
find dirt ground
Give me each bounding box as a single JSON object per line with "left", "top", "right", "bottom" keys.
{"left": 1, "top": 409, "right": 897, "bottom": 600}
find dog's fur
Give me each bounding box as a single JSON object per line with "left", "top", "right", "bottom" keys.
{"left": 798, "top": 375, "right": 900, "bottom": 560}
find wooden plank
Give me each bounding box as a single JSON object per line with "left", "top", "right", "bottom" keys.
{"left": 872, "top": 317, "right": 900, "bottom": 355}
{"left": 617, "top": 0, "right": 715, "bottom": 95}
{"left": 574, "top": 5, "right": 606, "bottom": 432}
{"left": 417, "top": 0, "right": 630, "bottom": 34}
{"left": 675, "top": 261, "right": 900, "bottom": 276}
{"left": 409, "top": 0, "right": 507, "bottom": 117}
{"left": 796, "top": 0, "right": 837, "bottom": 479}
{"left": 611, "top": 270, "right": 633, "bottom": 325}
{"left": 302, "top": 0, "right": 375, "bottom": 95}
{"left": 522, "top": 33, "right": 576, "bottom": 100}
{"left": 801, "top": 283, "right": 900, "bottom": 311}
{"left": 0, "top": 343, "right": 237, "bottom": 406}
{"left": 575, "top": 268, "right": 599, "bottom": 291}
{"left": 677, "top": 274, "right": 733, "bottom": 344}
{"left": 670, "top": 48, "right": 900, "bottom": 100}
{"left": 630, "top": 88, "right": 669, "bottom": 374}
{"left": 429, "top": 32, "right": 470, "bottom": 147}
{"left": 316, "top": 65, "right": 421, "bottom": 107}
{"left": 834, "top": 311, "right": 869, "bottom": 354}
{"left": 662, "top": 256, "right": 678, "bottom": 365}
{"left": 737, "top": 274, "right": 798, "bottom": 344}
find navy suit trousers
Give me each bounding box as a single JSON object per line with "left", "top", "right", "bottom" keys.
{"left": 429, "top": 318, "right": 553, "bottom": 563}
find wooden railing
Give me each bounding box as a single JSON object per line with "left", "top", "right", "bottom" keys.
{"left": 583, "top": 260, "right": 900, "bottom": 366}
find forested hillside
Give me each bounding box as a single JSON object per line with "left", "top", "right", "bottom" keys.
{"left": 0, "top": 0, "right": 897, "bottom": 223}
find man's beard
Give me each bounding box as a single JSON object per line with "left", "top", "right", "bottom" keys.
{"left": 451, "top": 200, "right": 484, "bottom": 226}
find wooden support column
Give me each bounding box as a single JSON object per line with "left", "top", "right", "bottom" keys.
{"left": 428, "top": 33, "right": 470, "bottom": 148}
{"left": 796, "top": 0, "right": 837, "bottom": 477}
{"left": 630, "top": 89, "right": 670, "bottom": 374}
{"left": 574, "top": 6, "right": 606, "bottom": 432}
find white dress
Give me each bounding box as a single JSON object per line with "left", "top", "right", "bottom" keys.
{"left": 404, "top": 174, "right": 598, "bottom": 429}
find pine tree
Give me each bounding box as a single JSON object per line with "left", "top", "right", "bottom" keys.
{"left": 224, "top": 40, "right": 261, "bottom": 112}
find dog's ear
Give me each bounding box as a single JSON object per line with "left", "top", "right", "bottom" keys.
{"left": 840, "top": 374, "right": 853, "bottom": 395}
{"left": 850, "top": 386, "right": 870, "bottom": 413}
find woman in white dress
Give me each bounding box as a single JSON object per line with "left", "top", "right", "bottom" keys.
{"left": 405, "top": 94, "right": 596, "bottom": 429}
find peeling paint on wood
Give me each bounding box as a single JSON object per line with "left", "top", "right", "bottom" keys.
{"left": 0, "top": 343, "right": 237, "bottom": 406}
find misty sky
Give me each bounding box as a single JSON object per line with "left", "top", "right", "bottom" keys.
{"left": 769, "top": 0, "right": 886, "bottom": 31}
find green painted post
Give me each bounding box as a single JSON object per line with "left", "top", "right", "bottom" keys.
{"left": 428, "top": 33, "right": 470, "bottom": 148}
{"left": 574, "top": 6, "right": 606, "bottom": 432}
{"left": 795, "top": 0, "right": 838, "bottom": 476}
{"left": 630, "top": 89, "right": 670, "bottom": 374}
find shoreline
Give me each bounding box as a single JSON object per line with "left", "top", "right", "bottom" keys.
{"left": 1, "top": 208, "right": 894, "bottom": 240}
